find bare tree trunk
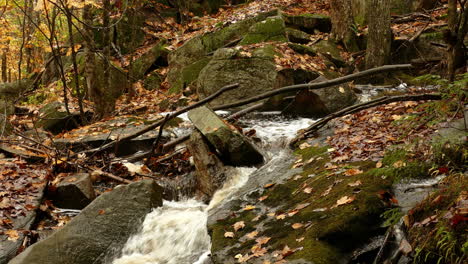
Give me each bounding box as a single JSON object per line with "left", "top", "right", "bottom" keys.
{"left": 446, "top": 0, "right": 468, "bottom": 82}
{"left": 65, "top": 6, "right": 85, "bottom": 123}
{"left": 330, "top": 0, "right": 359, "bottom": 52}
{"left": 1, "top": 51, "right": 7, "bottom": 83}
{"left": 83, "top": 5, "right": 98, "bottom": 118}
{"left": 100, "top": 0, "right": 113, "bottom": 118}
{"left": 365, "top": 0, "right": 392, "bottom": 69}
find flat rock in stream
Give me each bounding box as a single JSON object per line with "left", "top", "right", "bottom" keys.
{"left": 9, "top": 180, "right": 163, "bottom": 264}
{"left": 188, "top": 106, "right": 263, "bottom": 166}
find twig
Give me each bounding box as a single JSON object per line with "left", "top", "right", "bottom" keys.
{"left": 80, "top": 83, "right": 239, "bottom": 155}
{"left": 213, "top": 64, "right": 414, "bottom": 111}
{"left": 290, "top": 93, "right": 442, "bottom": 146}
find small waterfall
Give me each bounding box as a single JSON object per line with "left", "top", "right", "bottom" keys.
{"left": 112, "top": 113, "right": 315, "bottom": 264}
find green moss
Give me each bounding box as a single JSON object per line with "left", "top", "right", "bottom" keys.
{"left": 419, "top": 31, "right": 445, "bottom": 41}
{"left": 239, "top": 17, "right": 288, "bottom": 45}
{"left": 288, "top": 43, "right": 317, "bottom": 56}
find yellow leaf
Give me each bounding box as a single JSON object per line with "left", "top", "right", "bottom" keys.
{"left": 331, "top": 196, "right": 356, "bottom": 208}
{"left": 292, "top": 223, "right": 304, "bottom": 229}
{"left": 344, "top": 168, "right": 363, "bottom": 176}
{"left": 348, "top": 180, "right": 362, "bottom": 187}
{"left": 246, "top": 231, "right": 258, "bottom": 239}
{"left": 5, "top": 230, "right": 19, "bottom": 241}
{"left": 243, "top": 205, "right": 256, "bottom": 211}
{"left": 224, "top": 231, "right": 235, "bottom": 238}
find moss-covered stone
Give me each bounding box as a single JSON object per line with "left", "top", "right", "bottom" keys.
{"left": 143, "top": 73, "right": 162, "bottom": 91}
{"left": 287, "top": 43, "right": 317, "bottom": 56}
{"left": 169, "top": 57, "right": 212, "bottom": 94}
{"left": 313, "top": 40, "right": 347, "bottom": 68}
{"left": 167, "top": 10, "right": 280, "bottom": 93}
{"left": 209, "top": 144, "right": 394, "bottom": 263}
{"left": 239, "top": 16, "right": 288, "bottom": 45}
{"left": 286, "top": 28, "right": 312, "bottom": 44}
{"left": 131, "top": 42, "right": 169, "bottom": 80}
{"left": 197, "top": 47, "right": 278, "bottom": 108}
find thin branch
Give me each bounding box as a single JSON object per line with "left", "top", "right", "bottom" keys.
{"left": 80, "top": 83, "right": 240, "bottom": 155}
{"left": 290, "top": 93, "right": 442, "bottom": 146}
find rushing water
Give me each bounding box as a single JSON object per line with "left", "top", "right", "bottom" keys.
{"left": 112, "top": 113, "right": 316, "bottom": 264}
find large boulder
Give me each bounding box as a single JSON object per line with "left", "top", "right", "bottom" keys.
{"left": 282, "top": 75, "right": 357, "bottom": 118}
{"left": 188, "top": 106, "right": 263, "bottom": 166}
{"left": 167, "top": 9, "right": 279, "bottom": 93}
{"left": 9, "top": 180, "right": 163, "bottom": 264}
{"left": 186, "top": 130, "right": 228, "bottom": 199}
{"left": 197, "top": 46, "right": 278, "bottom": 108}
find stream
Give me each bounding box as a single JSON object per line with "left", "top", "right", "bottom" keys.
{"left": 112, "top": 112, "right": 316, "bottom": 264}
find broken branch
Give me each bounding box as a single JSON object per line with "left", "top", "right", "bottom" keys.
{"left": 213, "top": 64, "right": 414, "bottom": 111}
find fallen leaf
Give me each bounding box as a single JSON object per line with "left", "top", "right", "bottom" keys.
{"left": 296, "top": 237, "right": 305, "bottom": 242}
{"left": 224, "top": 231, "right": 235, "bottom": 238}
{"left": 321, "top": 185, "right": 333, "bottom": 197}
{"left": 246, "top": 230, "right": 258, "bottom": 239}
{"left": 303, "top": 187, "right": 313, "bottom": 194}
{"left": 5, "top": 230, "right": 19, "bottom": 241}
{"left": 295, "top": 203, "right": 310, "bottom": 210}
{"left": 331, "top": 196, "right": 355, "bottom": 208}
{"left": 344, "top": 168, "right": 363, "bottom": 176}
{"left": 299, "top": 142, "right": 311, "bottom": 149}
{"left": 233, "top": 221, "right": 245, "bottom": 231}
{"left": 292, "top": 223, "right": 304, "bottom": 229}
{"left": 255, "top": 236, "right": 271, "bottom": 245}
{"left": 264, "top": 183, "right": 275, "bottom": 189}
{"left": 393, "top": 160, "right": 406, "bottom": 168}
{"left": 348, "top": 180, "right": 362, "bottom": 187}
{"left": 276, "top": 214, "right": 286, "bottom": 220}
{"left": 98, "top": 209, "right": 105, "bottom": 215}
{"left": 243, "top": 205, "right": 256, "bottom": 211}
{"left": 258, "top": 195, "right": 268, "bottom": 201}
{"left": 376, "top": 161, "right": 383, "bottom": 168}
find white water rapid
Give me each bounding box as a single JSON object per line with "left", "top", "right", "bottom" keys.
{"left": 112, "top": 113, "right": 315, "bottom": 264}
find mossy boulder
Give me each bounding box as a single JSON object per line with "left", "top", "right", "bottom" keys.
{"left": 313, "top": 39, "right": 347, "bottom": 68}
{"left": 167, "top": 9, "right": 280, "bottom": 93}
{"left": 282, "top": 13, "right": 331, "bottom": 34}
{"left": 286, "top": 28, "right": 312, "bottom": 44}
{"left": 143, "top": 73, "right": 162, "bottom": 90}
{"left": 197, "top": 47, "right": 279, "bottom": 109}
{"left": 35, "top": 102, "right": 81, "bottom": 134}
{"left": 239, "top": 16, "right": 288, "bottom": 45}
{"left": 288, "top": 43, "right": 317, "bottom": 56}
{"left": 131, "top": 41, "right": 169, "bottom": 80}
{"left": 208, "top": 145, "right": 394, "bottom": 263}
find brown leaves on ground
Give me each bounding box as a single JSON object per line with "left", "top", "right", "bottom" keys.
{"left": 330, "top": 196, "right": 356, "bottom": 209}
{"left": 327, "top": 101, "right": 439, "bottom": 162}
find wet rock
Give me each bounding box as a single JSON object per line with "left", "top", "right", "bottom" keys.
{"left": 167, "top": 9, "right": 279, "bottom": 93}
{"left": 197, "top": 46, "right": 278, "bottom": 108}
{"left": 239, "top": 16, "right": 288, "bottom": 45}
{"left": 313, "top": 39, "right": 347, "bottom": 68}
{"left": 188, "top": 106, "right": 263, "bottom": 166}
{"left": 186, "top": 130, "right": 228, "bottom": 199}
{"left": 9, "top": 180, "right": 163, "bottom": 264}
{"left": 282, "top": 13, "right": 332, "bottom": 34}
{"left": 53, "top": 173, "right": 96, "bottom": 209}
{"left": 282, "top": 75, "right": 357, "bottom": 118}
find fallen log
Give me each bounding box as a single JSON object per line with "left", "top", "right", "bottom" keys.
{"left": 290, "top": 93, "right": 442, "bottom": 147}
{"left": 213, "top": 64, "right": 413, "bottom": 111}
{"left": 79, "top": 83, "right": 240, "bottom": 155}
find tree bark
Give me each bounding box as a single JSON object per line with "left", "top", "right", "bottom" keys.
{"left": 365, "top": 0, "right": 392, "bottom": 69}
{"left": 330, "top": 0, "right": 359, "bottom": 52}
{"left": 446, "top": 0, "right": 468, "bottom": 82}
{"left": 1, "top": 51, "right": 7, "bottom": 83}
